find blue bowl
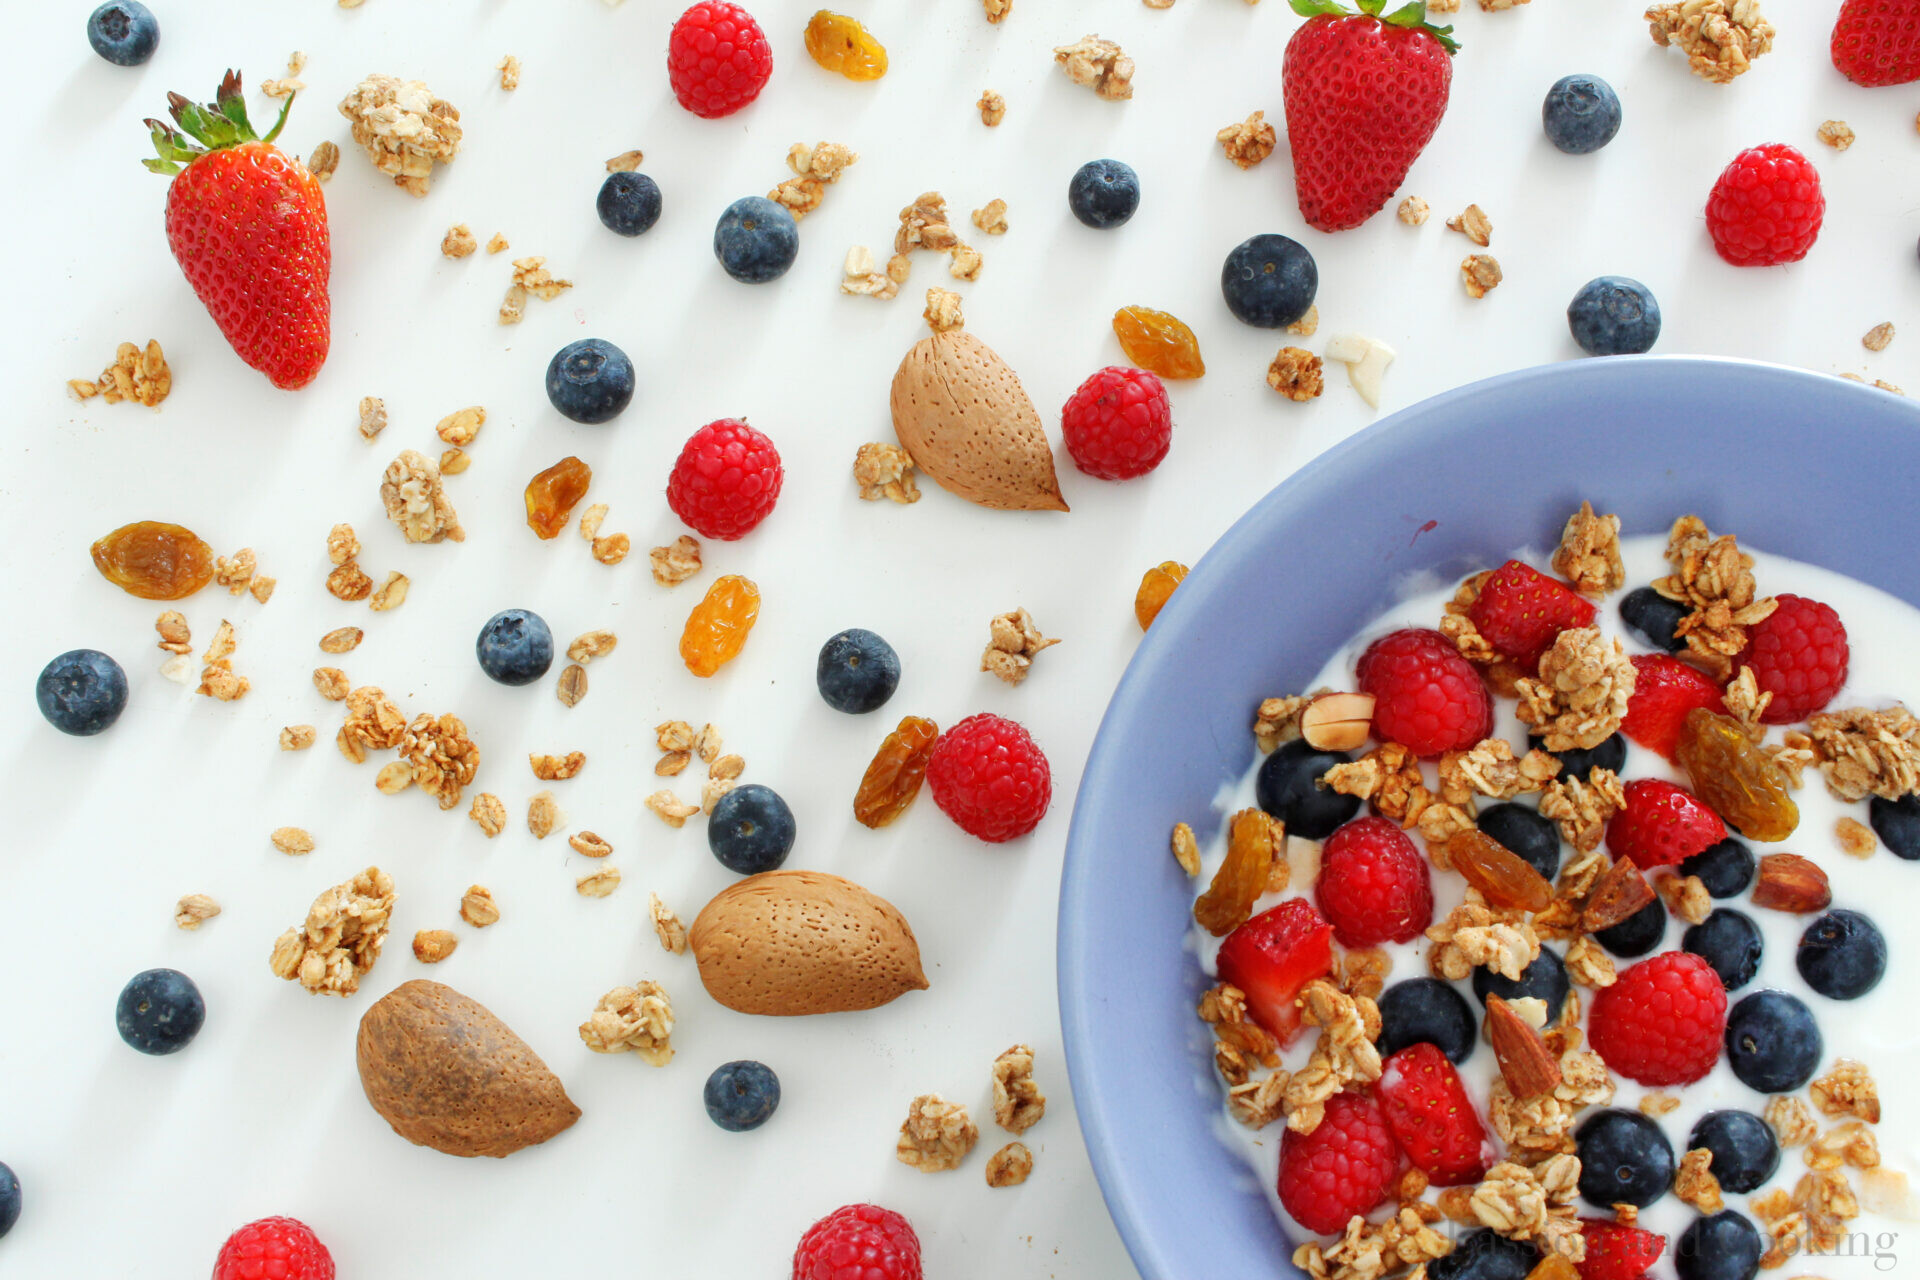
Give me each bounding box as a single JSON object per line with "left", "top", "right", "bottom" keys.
{"left": 1058, "top": 357, "right": 1920, "bottom": 1280}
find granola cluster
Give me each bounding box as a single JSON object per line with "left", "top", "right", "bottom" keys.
{"left": 992, "top": 1044, "right": 1047, "bottom": 1133}
{"left": 578, "top": 980, "right": 674, "bottom": 1065}
{"left": 338, "top": 74, "right": 463, "bottom": 194}
{"left": 1515, "top": 627, "right": 1637, "bottom": 752}
{"left": 1426, "top": 895, "right": 1540, "bottom": 983}
{"left": 1800, "top": 705, "right": 1920, "bottom": 801}
{"left": 853, "top": 441, "right": 921, "bottom": 503}
{"left": 1283, "top": 981, "right": 1383, "bottom": 1135}
{"left": 499, "top": 256, "right": 573, "bottom": 324}
{"left": 1053, "top": 36, "right": 1134, "bottom": 100}
{"left": 380, "top": 450, "right": 464, "bottom": 543}
{"left": 1647, "top": 0, "right": 1774, "bottom": 83}
{"left": 772, "top": 141, "right": 859, "bottom": 221}
{"left": 981, "top": 607, "right": 1060, "bottom": 686}
{"left": 1217, "top": 111, "right": 1277, "bottom": 169}
{"left": 896, "top": 1094, "right": 979, "bottom": 1171}
{"left": 1468, "top": 1155, "right": 1584, "bottom": 1259}
{"left": 1651, "top": 515, "right": 1776, "bottom": 679}
{"left": 1551, "top": 502, "right": 1625, "bottom": 596}
{"left": 1292, "top": 1205, "right": 1453, "bottom": 1280}
{"left": 70, "top": 339, "right": 171, "bottom": 408}
{"left": 268, "top": 866, "right": 395, "bottom": 996}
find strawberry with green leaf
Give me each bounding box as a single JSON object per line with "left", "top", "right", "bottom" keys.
{"left": 1282, "top": 0, "right": 1458, "bottom": 233}
{"left": 144, "top": 71, "right": 330, "bottom": 390}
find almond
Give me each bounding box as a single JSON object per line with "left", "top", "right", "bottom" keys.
{"left": 1752, "top": 853, "right": 1832, "bottom": 914}
{"left": 890, "top": 301, "right": 1068, "bottom": 513}
{"left": 1300, "top": 692, "right": 1376, "bottom": 752}
{"left": 1580, "top": 856, "right": 1656, "bottom": 932}
{"left": 1485, "top": 995, "right": 1562, "bottom": 1099}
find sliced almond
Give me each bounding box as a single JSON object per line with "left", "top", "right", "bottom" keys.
{"left": 1300, "top": 693, "right": 1376, "bottom": 753}
{"left": 1752, "top": 853, "right": 1832, "bottom": 914}
{"left": 1486, "top": 995, "right": 1562, "bottom": 1099}
{"left": 1580, "top": 856, "right": 1655, "bottom": 932}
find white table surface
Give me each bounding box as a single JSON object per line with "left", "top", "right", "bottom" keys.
{"left": 4, "top": 0, "right": 1913, "bottom": 1275}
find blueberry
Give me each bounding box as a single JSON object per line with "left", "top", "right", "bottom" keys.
{"left": 1869, "top": 793, "right": 1920, "bottom": 860}
{"left": 116, "top": 968, "right": 204, "bottom": 1056}
{"left": 1675, "top": 1210, "right": 1765, "bottom": 1280}
{"left": 545, "top": 338, "right": 634, "bottom": 424}
{"left": 1067, "top": 159, "right": 1140, "bottom": 229}
{"left": 1575, "top": 1108, "right": 1675, "bottom": 1207}
{"left": 0, "top": 1162, "right": 17, "bottom": 1239}
{"left": 1425, "top": 1229, "right": 1538, "bottom": 1280}
{"left": 1592, "top": 898, "right": 1666, "bottom": 958}
{"left": 815, "top": 629, "right": 900, "bottom": 714}
{"left": 1797, "top": 909, "right": 1886, "bottom": 1000}
{"left": 475, "top": 609, "right": 553, "bottom": 686}
{"left": 1476, "top": 803, "right": 1562, "bottom": 881}
{"left": 1220, "top": 234, "right": 1317, "bottom": 329}
{"left": 1472, "top": 947, "right": 1571, "bottom": 1020}
{"left": 1377, "top": 978, "right": 1477, "bottom": 1064}
{"left": 86, "top": 1, "right": 159, "bottom": 66}
{"left": 36, "top": 649, "right": 128, "bottom": 736}
{"left": 708, "top": 784, "right": 796, "bottom": 875}
{"left": 1255, "top": 740, "right": 1360, "bottom": 839}
{"left": 1688, "top": 1110, "right": 1780, "bottom": 1194}
{"left": 597, "top": 171, "right": 662, "bottom": 237}
{"left": 1683, "top": 909, "right": 1764, "bottom": 991}
{"left": 714, "top": 196, "right": 799, "bottom": 284}
{"left": 1724, "top": 990, "right": 1822, "bottom": 1093}
{"left": 1681, "top": 837, "right": 1756, "bottom": 898}
{"left": 1619, "top": 585, "right": 1690, "bottom": 652}
{"left": 704, "top": 1059, "right": 781, "bottom": 1131}
{"left": 1567, "top": 276, "right": 1661, "bottom": 357}
{"left": 1542, "top": 74, "right": 1622, "bottom": 155}
{"left": 1529, "top": 732, "right": 1627, "bottom": 784}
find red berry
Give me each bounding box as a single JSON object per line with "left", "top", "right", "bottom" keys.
{"left": 1607, "top": 778, "right": 1727, "bottom": 869}
{"left": 1060, "top": 366, "right": 1172, "bottom": 480}
{"left": 1589, "top": 951, "right": 1728, "bottom": 1086}
{"left": 213, "top": 1217, "right": 335, "bottom": 1280}
{"left": 666, "top": 418, "right": 784, "bottom": 541}
{"left": 1376, "top": 1043, "right": 1491, "bottom": 1186}
{"left": 1277, "top": 1089, "right": 1401, "bottom": 1234}
{"left": 1831, "top": 0, "right": 1920, "bottom": 87}
{"left": 668, "top": 2, "right": 773, "bottom": 119}
{"left": 1705, "top": 143, "right": 1825, "bottom": 267}
{"left": 1355, "top": 628, "right": 1493, "bottom": 758}
{"left": 1577, "top": 1217, "right": 1668, "bottom": 1280}
{"left": 925, "top": 713, "right": 1050, "bottom": 842}
{"left": 792, "top": 1204, "right": 923, "bottom": 1280}
{"left": 1315, "top": 816, "right": 1433, "bottom": 947}
{"left": 1217, "top": 898, "right": 1336, "bottom": 1046}
{"left": 1742, "top": 593, "right": 1849, "bottom": 724}
{"left": 1620, "top": 653, "right": 1724, "bottom": 760}
{"left": 1466, "top": 560, "right": 1596, "bottom": 670}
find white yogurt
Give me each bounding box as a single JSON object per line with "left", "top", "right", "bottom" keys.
{"left": 1188, "top": 535, "right": 1920, "bottom": 1277}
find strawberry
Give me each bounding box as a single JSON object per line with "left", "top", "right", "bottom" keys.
{"left": 1831, "top": 0, "right": 1920, "bottom": 87}
{"left": 143, "top": 72, "right": 330, "bottom": 389}
{"left": 1467, "top": 560, "right": 1597, "bottom": 670}
{"left": 1282, "top": 0, "right": 1458, "bottom": 233}
{"left": 1577, "top": 1218, "right": 1667, "bottom": 1280}
{"left": 1620, "top": 653, "right": 1723, "bottom": 760}
{"left": 1607, "top": 778, "right": 1726, "bottom": 869}
{"left": 1376, "top": 1043, "right": 1491, "bottom": 1186}
{"left": 1216, "top": 899, "right": 1336, "bottom": 1046}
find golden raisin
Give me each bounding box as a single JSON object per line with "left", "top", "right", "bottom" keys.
{"left": 854, "top": 715, "right": 940, "bottom": 828}
{"left": 524, "top": 456, "right": 593, "bottom": 540}
{"left": 1523, "top": 1256, "right": 1580, "bottom": 1280}
{"left": 1446, "top": 829, "right": 1554, "bottom": 913}
{"left": 804, "top": 9, "right": 888, "bottom": 80}
{"left": 1194, "top": 808, "right": 1281, "bottom": 936}
{"left": 1134, "top": 561, "right": 1189, "bottom": 630}
{"left": 90, "top": 521, "right": 214, "bottom": 600}
{"left": 1676, "top": 707, "right": 1800, "bottom": 842}
{"left": 680, "top": 574, "right": 761, "bottom": 677}
{"left": 1113, "top": 306, "right": 1207, "bottom": 380}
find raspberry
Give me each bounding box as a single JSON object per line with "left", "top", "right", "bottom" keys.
{"left": 1465, "top": 560, "right": 1596, "bottom": 669}
{"left": 1588, "top": 951, "right": 1728, "bottom": 1086}
{"left": 1607, "top": 777, "right": 1727, "bottom": 869}
{"left": 1577, "top": 1217, "right": 1668, "bottom": 1280}
{"left": 668, "top": 2, "right": 773, "bottom": 120}
{"left": 925, "top": 713, "right": 1051, "bottom": 842}
{"left": 213, "top": 1217, "right": 335, "bottom": 1280}
{"left": 1743, "top": 593, "right": 1849, "bottom": 723}
{"left": 1355, "top": 628, "right": 1493, "bottom": 758}
{"left": 1376, "top": 1043, "right": 1491, "bottom": 1186}
{"left": 1314, "top": 816, "right": 1433, "bottom": 947}
{"left": 666, "top": 419, "right": 784, "bottom": 541}
{"left": 1059, "top": 366, "right": 1172, "bottom": 480}
{"left": 1620, "top": 653, "right": 1725, "bottom": 760}
{"left": 1705, "top": 143, "right": 1825, "bottom": 267}
{"left": 792, "top": 1204, "right": 922, "bottom": 1280}
{"left": 1277, "top": 1089, "right": 1401, "bottom": 1235}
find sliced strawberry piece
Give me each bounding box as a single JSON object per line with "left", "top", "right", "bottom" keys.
{"left": 1376, "top": 1043, "right": 1491, "bottom": 1185}
{"left": 1606, "top": 779, "right": 1727, "bottom": 869}
{"left": 1620, "top": 653, "right": 1723, "bottom": 760}
{"left": 1577, "top": 1217, "right": 1667, "bottom": 1280}
{"left": 1217, "top": 898, "right": 1336, "bottom": 1046}
{"left": 1466, "top": 560, "right": 1597, "bottom": 669}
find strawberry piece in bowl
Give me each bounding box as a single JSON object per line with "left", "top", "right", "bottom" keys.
{"left": 1216, "top": 898, "right": 1335, "bottom": 1046}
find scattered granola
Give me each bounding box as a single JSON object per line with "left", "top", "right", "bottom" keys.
{"left": 853, "top": 441, "right": 921, "bottom": 503}
{"left": 1565, "top": 935, "right": 1618, "bottom": 988}
{"left": 897, "top": 1094, "right": 979, "bottom": 1171}
{"left": 1811, "top": 1059, "right": 1880, "bottom": 1123}
{"left": 1639, "top": 1092, "right": 1681, "bottom": 1117}
{"left": 1283, "top": 981, "right": 1383, "bottom": 1134}
{"left": 1538, "top": 768, "right": 1626, "bottom": 853}
{"left": 1171, "top": 821, "right": 1201, "bottom": 877}
{"left": 267, "top": 866, "right": 395, "bottom": 996}
{"left": 1806, "top": 1120, "right": 1880, "bottom": 1172}
{"left": 1053, "top": 36, "right": 1134, "bottom": 100}
{"left": 1647, "top": 0, "right": 1774, "bottom": 81}
{"left": 468, "top": 792, "right": 506, "bottom": 837}
{"left": 1552, "top": 503, "right": 1626, "bottom": 596}
{"left": 1863, "top": 321, "right": 1895, "bottom": 352}
{"left": 1286, "top": 305, "right": 1321, "bottom": 338}
{"left": 367, "top": 571, "right": 409, "bottom": 612}
{"left": 970, "top": 199, "right": 1010, "bottom": 237}
{"left": 579, "top": 980, "right": 674, "bottom": 1064}
{"left": 174, "top": 894, "right": 221, "bottom": 931}
{"left": 1398, "top": 196, "right": 1431, "bottom": 226}
{"left": 982, "top": 607, "right": 1060, "bottom": 685}
{"left": 568, "top": 831, "right": 613, "bottom": 859}
{"left": 606, "top": 149, "right": 644, "bottom": 172}
{"left": 398, "top": 713, "right": 479, "bottom": 809}
{"left": 412, "top": 929, "right": 458, "bottom": 963}
{"left": 1266, "top": 347, "right": 1325, "bottom": 401}
{"left": 1461, "top": 254, "right": 1503, "bottom": 299}
{"left": 155, "top": 611, "right": 191, "bottom": 654}
{"left": 486, "top": 232, "right": 509, "bottom": 254}
{"left": 1426, "top": 896, "right": 1540, "bottom": 983}
{"left": 592, "top": 533, "right": 631, "bottom": 566}
{"left": 459, "top": 885, "right": 500, "bottom": 927}
{"left": 380, "top": 450, "right": 463, "bottom": 544}
{"left": 772, "top": 142, "right": 859, "bottom": 220}
{"left": 985, "top": 1142, "right": 1033, "bottom": 1188}
{"left": 530, "top": 751, "right": 586, "bottom": 782}
{"left": 1447, "top": 204, "right": 1493, "bottom": 247}
{"left": 992, "top": 1044, "right": 1046, "bottom": 1134}
{"left": 978, "top": 89, "right": 1006, "bottom": 126}
{"left": 948, "top": 242, "right": 983, "bottom": 282}
{"left": 646, "top": 790, "right": 700, "bottom": 828}
{"left": 1768, "top": 1094, "right": 1819, "bottom": 1147}
{"left": 528, "top": 791, "right": 563, "bottom": 838}
{"left": 1675, "top": 1147, "right": 1725, "bottom": 1213}
{"left": 441, "top": 224, "right": 477, "bottom": 258}
{"left": 70, "top": 339, "right": 172, "bottom": 408}
{"left": 1468, "top": 1155, "right": 1584, "bottom": 1259}
{"left": 326, "top": 562, "right": 373, "bottom": 602}
{"left": 338, "top": 74, "right": 463, "bottom": 195}
{"left": 260, "top": 51, "right": 306, "bottom": 98}
{"left": 336, "top": 685, "right": 405, "bottom": 762}
{"left": 1255, "top": 695, "right": 1311, "bottom": 752}
{"left": 280, "top": 724, "right": 317, "bottom": 750}
{"left": 306, "top": 139, "right": 339, "bottom": 182}
{"left": 650, "top": 894, "right": 688, "bottom": 954}
{"left": 271, "top": 826, "right": 315, "bottom": 856}
{"left": 1293, "top": 1204, "right": 1453, "bottom": 1280}
{"left": 439, "top": 447, "right": 469, "bottom": 475}
{"left": 1818, "top": 118, "right": 1856, "bottom": 151}
{"left": 840, "top": 245, "right": 900, "bottom": 299}
{"left": 435, "top": 405, "right": 485, "bottom": 446}
{"left": 1436, "top": 738, "right": 1559, "bottom": 804}
{"left": 983, "top": 0, "right": 1010, "bottom": 22}
{"left": 1803, "top": 704, "right": 1920, "bottom": 801}
{"left": 1217, "top": 111, "right": 1277, "bottom": 169}
{"left": 197, "top": 619, "right": 250, "bottom": 701}
{"left": 1836, "top": 816, "right": 1877, "bottom": 857}
{"left": 649, "top": 535, "right": 703, "bottom": 586}
{"left": 500, "top": 256, "right": 573, "bottom": 324}
{"left": 1652, "top": 515, "right": 1777, "bottom": 678}
{"left": 497, "top": 54, "right": 520, "bottom": 91}
{"left": 577, "top": 867, "right": 622, "bottom": 897}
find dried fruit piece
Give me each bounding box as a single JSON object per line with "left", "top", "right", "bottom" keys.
{"left": 1194, "top": 808, "right": 1281, "bottom": 937}
{"left": 1113, "top": 306, "right": 1206, "bottom": 380}
{"left": 523, "top": 456, "right": 592, "bottom": 541}
{"left": 1447, "top": 829, "right": 1554, "bottom": 913}
{"left": 90, "top": 521, "right": 214, "bottom": 600}
{"left": 1134, "top": 561, "right": 1189, "bottom": 629}
{"left": 804, "top": 9, "right": 888, "bottom": 80}
{"left": 854, "top": 715, "right": 940, "bottom": 828}
{"left": 1675, "top": 707, "right": 1799, "bottom": 842}
{"left": 679, "top": 574, "right": 761, "bottom": 677}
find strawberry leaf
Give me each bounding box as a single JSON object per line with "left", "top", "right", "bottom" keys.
{"left": 1285, "top": 0, "right": 1460, "bottom": 51}
{"left": 141, "top": 68, "right": 300, "bottom": 176}
{"left": 1356, "top": 0, "right": 1388, "bottom": 15}
{"left": 1287, "top": 0, "right": 1353, "bottom": 14}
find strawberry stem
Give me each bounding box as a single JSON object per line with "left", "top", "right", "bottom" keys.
{"left": 140, "top": 70, "right": 296, "bottom": 176}
{"left": 1286, "top": 0, "right": 1460, "bottom": 53}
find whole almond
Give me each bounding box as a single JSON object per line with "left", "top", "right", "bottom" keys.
{"left": 1752, "top": 853, "right": 1832, "bottom": 914}
{"left": 890, "top": 326, "right": 1068, "bottom": 513}
{"left": 1486, "top": 995, "right": 1563, "bottom": 1099}
{"left": 1301, "top": 692, "right": 1376, "bottom": 752}
{"left": 1581, "top": 856, "right": 1656, "bottom": 932}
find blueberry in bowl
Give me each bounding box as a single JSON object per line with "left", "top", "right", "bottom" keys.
{"left": 1797, "top": 909, "right": 1886, "bottom": 1000}
{"left": 1255, "top": 741, "right": 1361, "bottom": 839}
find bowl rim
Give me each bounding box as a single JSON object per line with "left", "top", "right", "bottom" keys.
{"left": 1056, "top": 354, "right": 1920, "bottom": 1280}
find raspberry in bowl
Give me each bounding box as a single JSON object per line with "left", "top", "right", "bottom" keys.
{"left": 1059, "top": 359, "right": 1920, "bottom": 1280}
